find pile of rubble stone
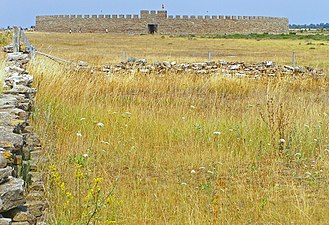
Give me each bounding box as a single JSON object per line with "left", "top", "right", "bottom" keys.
{"left": 100, "top": 59, "right": 325, "bottom": 78}
{"left": 0, "top": 49, "right": 47, "bottom": 224}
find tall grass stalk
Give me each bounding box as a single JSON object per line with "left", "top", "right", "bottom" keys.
{"left": 29, "top": 53, "right": 328, "bottom": 224}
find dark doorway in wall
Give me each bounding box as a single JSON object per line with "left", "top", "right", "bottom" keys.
{"left": 148, "top": 24, "right": 158, "bottom": 34}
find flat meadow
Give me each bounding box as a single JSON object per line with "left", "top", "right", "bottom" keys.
{"left": 5, "top": 32, "right": 329, "bottom": 224}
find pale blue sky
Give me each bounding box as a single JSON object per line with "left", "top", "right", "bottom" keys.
{"left": 1, "top": 0, "right": 328, "bottom": 28}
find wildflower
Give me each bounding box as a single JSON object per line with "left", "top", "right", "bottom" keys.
{"left": 80, "top": 118, "right": 86, "bottom": 121}
{"left": 83, "top": 153, "right": 89, "bottom": 158}
{"left": 76, "top": 131, "right": 82, "bottom": 137}
{"left": 190, "top": 105, "right": 196, "bottom": 109}
{"left": 61, "top": 182, "right": 65, "bottom": 191}
{"left": 96, "top": 122, "right": 104, "bottom": 127}
{"left": 294, "top": 153, "right": 302, "bottom": 158}
{"left": 305, "top": 172, "right": 312, "bottom": 176}
{"left": 101, "top": 141, "right": 110, "bottom": 145}
{"left": 213, "top": 131, "right": 221, "bottom": 135}
{"left": 191, "top": 170, "right": 196, "bottom": 174}
{"left": 181, "top": 182, "right": 187, "bottom": 186}
{"left": 94, "top": 177, "right": 103, "bottom": 183}
{"left": 279, "top": 138, "right": 285, "bottom": 143}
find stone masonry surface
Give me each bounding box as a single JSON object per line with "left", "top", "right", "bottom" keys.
{"left": 0, "top": 44, "right": 47, "bottom": 224}
{"left": 36, "top": 10, "right": 289, "bottom": 34}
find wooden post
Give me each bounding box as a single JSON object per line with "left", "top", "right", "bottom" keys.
{"left": 122, "top": 50, "right": 126, "bottom": 63}
{"left": 21, "top": 30, "right": 36, "bottom": 59}
{"left": 12, "top": 27, "right": 21, "bottom": 52}
{"left": 208, "top": 51, "right": 211, "bottom": 62}
{"left": 292, "top": 51, "right": 295, "bottom": 67}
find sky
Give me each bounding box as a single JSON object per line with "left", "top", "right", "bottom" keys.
{"left": 1, "top": 0, "right": 328, "bottom": 28}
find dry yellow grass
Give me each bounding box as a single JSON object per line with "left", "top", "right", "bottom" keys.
{"left": 27, "top": 32, "right": 329, "bottom": 69}
{"left": 25, "top": 33, "right": 329, "bottom": 224}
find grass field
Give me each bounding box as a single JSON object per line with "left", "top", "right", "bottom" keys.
{"left": 27, "top": 32, "right": 329, "bottom": 70}
{"left": 20, "top": 32, "right": 329, "bottom": 224}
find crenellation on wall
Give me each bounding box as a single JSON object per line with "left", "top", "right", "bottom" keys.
{"left": 140, "top": 10, "right": 149, "bottom": 18}
{"left": 35, "top": 10, "right": 289, "bottom": 34}
{"left": 157, "top": 10, "right": 167, "bottom": 19}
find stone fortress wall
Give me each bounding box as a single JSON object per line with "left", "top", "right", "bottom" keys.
{"left": 36, "top": 10, "right": 289, "bottom": 34}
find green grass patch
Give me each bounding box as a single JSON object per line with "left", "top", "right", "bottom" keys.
{"left": 199, "top": 33, "right": 329, "bottom": 41}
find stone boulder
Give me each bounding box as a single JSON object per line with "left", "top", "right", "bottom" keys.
{"left": 0, "top": 177, "right": 25, "bottom": 213}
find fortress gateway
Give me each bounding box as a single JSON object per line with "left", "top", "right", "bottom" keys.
{"left": 35, "top": 10, "right": 289, "bottom": 34}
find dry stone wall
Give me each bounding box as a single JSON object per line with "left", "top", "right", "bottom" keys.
{"left": 36, "top": 10, "right": 289, "bottom": 34}
{"left": 0, "top": 47, "right": 47, "bottom": 224}
{"left": 100, "top": 60, "right": 324, "bottom": 78}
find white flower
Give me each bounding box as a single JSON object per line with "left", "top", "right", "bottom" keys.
{"left": 76, "top": 131, "right": 82, "bottom": 137}
{"left": 213, "top": 131, "right": 221, "bottom": 135}
{"left": 279, "top": 138, "right": 285, "bottom": 143}
{"left": 181, "top": 182, "right": 187, "bottom": 186}
{"left": 83, "top": 153, "right": 89, "bottom": 158}
{"left": 190, "top": 170, "right": 196, "bottom": 174}
{"left": 96, "top": 122, "right": 104, "bottom": 127}
{"left": 80, "top": 118, "right": 86, "bottom": 121}
{"left": 101, "top": 141, "right": 110, "bottom": 145}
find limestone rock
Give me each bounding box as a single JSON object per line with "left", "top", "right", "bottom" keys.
{"left": 5, "top": 74, "right": 33, "bottom": 88}
{"left": 0, "top": 218, "right": 12, "bottom": 225}
{"left": 11, "top": 222, "right": 30, "bottom": 225}
{"left": 0, "top": 177, "right": 25, "bottom": 213}
{"left": 2, "top": 45, "right": 14, "bottom": 53}
{"left": 0, "top": 168, "right": 12, "bottom": 184}
{"left": 0, "top": 126, "right": 24, "bottom": 151}
{"left": 25, "top": 201, "right": 47, "bottom": 217}
{"left": 0, "top": 155, "right": 7, "bottom": 169}
{"left": 4, "top": 207, "right": 36, "bottom": 224}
